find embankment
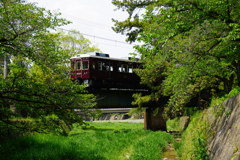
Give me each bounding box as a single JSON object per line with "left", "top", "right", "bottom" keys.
{"left": 178, "top": 93, "right": 240, "bottom": 160}
{"left": 207, "top": 94, "right": 240, "bottom": 160}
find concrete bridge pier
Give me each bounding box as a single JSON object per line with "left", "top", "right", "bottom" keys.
{"left": 144, "top": 107, "right": 166, "bottom": 131}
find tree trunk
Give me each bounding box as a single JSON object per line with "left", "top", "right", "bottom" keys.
{"left": 3, "top": 55, "right": 9, "bottom": 79}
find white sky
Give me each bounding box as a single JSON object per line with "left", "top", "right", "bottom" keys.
{"left": 28, "top": 0, "right": 136, "bottom": 58}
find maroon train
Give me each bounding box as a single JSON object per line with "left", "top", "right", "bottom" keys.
{"left": 70, "top": 52, "right": 142, "bottom": 89}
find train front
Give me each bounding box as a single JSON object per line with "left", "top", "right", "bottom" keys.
{"left": 70, "top": 54, "right": 90, "bottom": 85}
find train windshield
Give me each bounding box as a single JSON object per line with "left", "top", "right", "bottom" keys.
{"left": 82, "top": 61, "right": 89, "bottom": 69}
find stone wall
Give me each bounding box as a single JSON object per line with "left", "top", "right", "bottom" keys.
{"left": 208, "top": 94, "right": 240, "bottom": 160}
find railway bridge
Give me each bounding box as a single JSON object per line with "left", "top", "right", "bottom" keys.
{"left": 71, "top": 52, "right": 166, "bottom": 131}
{"left": 90, "top": 88, "right": 166, "bottom": 131}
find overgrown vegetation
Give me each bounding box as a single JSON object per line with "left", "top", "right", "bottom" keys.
{"left": 167, "top": 117, "right": 182, "bottom": 131}
{"left": 0, "top": 122, "right": 173, "bottom": 160}
{"left": 0, "top": 0, "right": 99, "bottom": 137}
{"left": 176, "top": 112, "right": 209, "bottom": 160}
{"left": 128, "top": 107, "right": 144, "bottom": 119}
{"left": 210, "top": 87, "right": 240, "bottom": 116}
{"left": 112, "top": 1, "right": 240, "bottom": 158}
{"left": 112, "top": 0, "right": 240, "bottom": 128}
{"left": 1, "top": 0, "right": 240, "bottom": 159}
{"left": 174, "top": 87, "right": 240, "bottom": 160}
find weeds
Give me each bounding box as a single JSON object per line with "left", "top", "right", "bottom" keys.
{"left": 129, "top": 131, "right": 173, "bottom": 160}
{"left": 167, "top": 117, "right": 181, "bottom": 131}
{"left": 0, "top": 122, "right": 172, "bottom": 160}
{"left": 176, "top": 112, "right": 209, "bottom": 160}
{"left": 194, "top": 135, "right": 209, "bottom": 160}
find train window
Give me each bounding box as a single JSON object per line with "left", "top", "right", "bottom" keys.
{"left": 110, "top": 65, "right": 113, "bottom": 71}
{"left": 128, "top": 65, "right": 133, "bottom": 73}
{"left": 82, "top": 61, "right": 89, "bottom": 69}
{"left": 105, "top": 63, "right": 113, "bottom": 71}
{"left": 104, "top": 63, "right": 111, "bottom": 71}
{"left": 76, "top": 61, "right": 81, "bottom": 70}
{"left": 92, "top": 62, "right": 96, "bottom": 69}
{"left": 102, "top": 62, "right": 106, "bottom": 71}
{"left": 106, "top": 64, "right": 110, "bottom": 71}
{"left": 118, "top": 65, "right": 122, "bottom": 72}
{"left": 98, "top": 61, "right": 102, "bottom": 71}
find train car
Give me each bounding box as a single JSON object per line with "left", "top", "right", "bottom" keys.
{"left": 70, "top": 52, "right": 142, "bottom": 89}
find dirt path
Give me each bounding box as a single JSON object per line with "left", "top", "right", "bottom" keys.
{"left": 162, "top": 144, "right": 178, "bottom": 160}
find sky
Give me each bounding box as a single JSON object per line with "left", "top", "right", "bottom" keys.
{"left": 28, "top": 0, "right": 136, "bottom": 58}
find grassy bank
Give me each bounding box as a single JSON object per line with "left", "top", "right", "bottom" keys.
{"left": 176, "top": 111, "right": 209, "bottom": 160}
{"left": 0, "top": 122, "right": 172, "bottom": 160}
{"left": 166, "top": 115, "right": 208, "bottom": 160}
{"left": 174, "top": 88, "right": 240, "bottom": 160}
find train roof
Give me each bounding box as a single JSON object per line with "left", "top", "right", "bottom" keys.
{"left": 70, "top": 52, "right": 141, "bottom": 63}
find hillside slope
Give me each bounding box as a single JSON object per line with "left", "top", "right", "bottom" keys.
{"left": 178, "top": 93, "right": 240, "bottom": 160}
{"left": 208, "top": 94, "right": 240, "bottom": 160}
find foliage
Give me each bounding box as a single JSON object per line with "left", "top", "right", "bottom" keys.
{"left": 0, "top": 122, "right": 173, "bottom": 160}
{"left": 210, "top": 86, "right": 240, "bottom": 117}
{"left": 128, "top": 107, "right": 144, "bottom": 119}
{"left": 166, "top": 117, "right": 181, "bottom": 131}
{"left": 193, "top": 134, "right": 209, "bottom": 160}
{"left": 112, "top": 0, "right": 157, "bottom": 42}
{"left": 176, "top": 90, "right": 240, "bottom": 160}
{"left": 57, "top": 29, "right": 100, "bottom": 57}
{"left": 0, "top": 0, "right": 69, "bottom": 59}
{"left": 0, "top": 0, "right": 98, "bottom": 136}
{"left": 112, "top": 0, "right": 240, "bottom": 119}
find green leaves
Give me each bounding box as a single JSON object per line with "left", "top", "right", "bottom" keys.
{"left": 57, "top": 29, "right": 100, "bottom": 57}
{"left": 0, "top": 0, "right": 98, "bottom": 136}
{"left": 113, "top": 0, "right": 240, "bottom": 118}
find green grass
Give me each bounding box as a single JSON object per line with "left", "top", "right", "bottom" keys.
{"left": 176, "top": 112, "right": 209, "bottom": 160}
{"left": 167, "top": 117, "right": 181, "bottom": 131}
{"left": 0, "top": 122, "right": 172, "bottom": 160}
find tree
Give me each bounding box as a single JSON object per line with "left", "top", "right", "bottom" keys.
{"left": 0, "top": 0, "right": 97, "bottom": 136}
{"left": 58, "top": 29, "right": 100, "bottom": 57}
{"left": 112, "top": 0, "right": 240, "bottom": 120}
{"left": 112, "top": 0, "right": 157, "bottom": 42}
